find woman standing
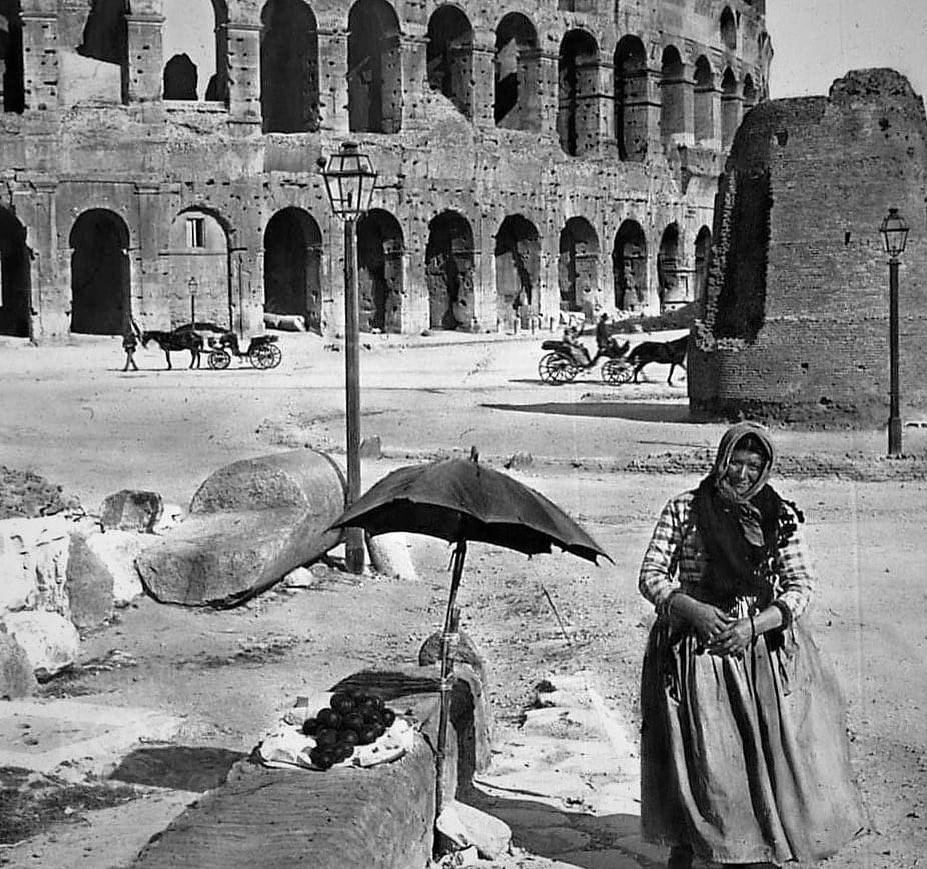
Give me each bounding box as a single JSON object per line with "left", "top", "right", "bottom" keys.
{"left": 638, "top": 422, "right": 865, "bottom": 868}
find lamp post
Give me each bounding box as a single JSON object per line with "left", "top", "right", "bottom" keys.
{"left": 320, "top": 142, "right": 378, "bottom": 574}
{"left": 878, "top": 207, "right": 910, "bottom": 457}
{"left": 188, "top": 276, "right": 198, "bottom": 324}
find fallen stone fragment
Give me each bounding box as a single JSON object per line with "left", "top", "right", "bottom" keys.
{"left": 436, "top": 800, "right": 512, "bottom": 860}
{"left": 367, "top": 531, "right": 418, "bottom": 582}
{"left": 65, "top": 533, "right": 115, "bottom": 628}
{"left": 151, "top": 503, "right": 184, "bottom": 535}
{"left": 281, "top": 566, "right": 316, "bottom": 588}
{"left": 1, "top": 611, "right": 80, "bottom": 678}
{"left": 0, "top": 516, "right": 74, "bottom": 617}
{"left": 100, "top": 490, "right": 163, "bottom": 533}
{"left": 359, "top": 435, "right": 382, "bottom": 458}
{"left": 0, "top": 629, "right": 37, "bottom": 697}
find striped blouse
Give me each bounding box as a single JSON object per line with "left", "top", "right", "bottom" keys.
{"left": 638, "top": 490, "right": 815, "bottom": 622}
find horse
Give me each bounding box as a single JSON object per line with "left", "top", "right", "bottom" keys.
{"left": 141, "top": 330, "right": 204, "bottom": 370}
{"left": 625, "top": 334, "right": 689, "bottom": 386}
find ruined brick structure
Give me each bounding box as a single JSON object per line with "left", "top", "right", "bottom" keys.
{"left": 0, "top": 0, "right": 770, "bottom": 341}
{"left": 689, "top": 68, "right": 927, "bottom": 423}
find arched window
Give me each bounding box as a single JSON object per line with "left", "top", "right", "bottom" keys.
{"left": 721, "top": 66, "right": 740, "bottom": 148}
{"left": 612, "top": 220, "right": 647, "bottom": 311}
{"left": 694, "top": 55, "right": 715, "bottom": 144}
{"left": 76, "top": 0, "right": 129, "bottom": 103}
{"left": 0, "top": 205, "right": 31, "bottom": 336}
{"left": 615, "top": 35, "right": 648, "bottom": 161}
{"left": 495, "top": 215, "right": 540, "bottom": 328}
{"left": 558, "top": 30, "right": 599, "bottom": 156}
{"left": 660, "top": 45, "right": 686, "bottom": 144}
{"left": 357, "top": 209, "right": 404, "bottom": 332}
{"left": 69, "top": 209, "right": 131, "bottom": 335}
{"left": 695, "top": 226, "right": 712, "bottom": 303}
{"left": 427, "top": 6, "right": 473, "bottom": 118}
{"left": 348, "top": 0, "right": 402, "bottom": 134}
{"left": 494, "top": 13, "right": 539, "bottom": 130}
{"left": 163, "top": 0, "right": 228, "bottom": 102}
{"left": 168, "top": 209, "right": 230, "bottom": 326}
{"left": 260, "top": 0, "right": 320, "bottom": 133}
{"left": 559, "top": 218, "right": 599, "bottom": 313}
{"left": 720, "top": 7, "right": 737, "bottom": 51}
{"left": 743, "top": 74, "right": 757, "bottom": 110}
{"left": 264, "top": 208, "right": 323, "bottom": 333}
{"left": 657, "top": 223, "right": 683, "bottom": 310}
{"left": 426, "top": 211, "right": 475, "bottom": 330}
{"left": 0, "top": 0, "right": 25, "bottom": 112}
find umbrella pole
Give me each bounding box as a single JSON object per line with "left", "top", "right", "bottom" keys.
{"left": 435, "top": 538, "right": 466, "bottom": 823}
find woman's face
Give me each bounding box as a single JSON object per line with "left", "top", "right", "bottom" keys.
{"left": 723, "top": 447, "right": 766, "bottom": 495}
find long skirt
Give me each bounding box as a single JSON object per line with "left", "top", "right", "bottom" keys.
{"left": 640, "top": 613, "right": 866, "bottom": 865}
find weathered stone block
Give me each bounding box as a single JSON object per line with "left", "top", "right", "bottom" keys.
{"left": 367, "top": 532, "right": 418, "bottom": 582}
{"left": 66, "top": 533, "right": 119, "bottom": 628}
{"left": 100, "top": 490, "right": 164, "bottom": 533}
{"left": 1, "top": 611, "right": 80, "bottom": 678}
{"left": 0, "top": 516, "right": 74, "bottom": 617}
{"left": 0, "top": 629, "right": 37, "bottom": 698}
{"left": 436, "top": 800, "right": 512, "bottom": 859}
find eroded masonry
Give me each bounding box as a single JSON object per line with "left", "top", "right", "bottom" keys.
{"left": 0, "top": 0, "right": 770, "bottom": 340}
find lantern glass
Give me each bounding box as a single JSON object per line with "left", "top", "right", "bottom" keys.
{"left": 321, "top": 142, "right": 378, "bottom": 219}
{"left": 879, "top": 207, "right": 909, "bottom": 258}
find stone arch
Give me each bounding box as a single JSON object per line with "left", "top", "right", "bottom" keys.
{"left": 615, "top": 35, "right": 648, "bottom": 161}
{"left": 0, "top": 0, "right": 24, "bottom": 112}
{"left": 76, "top": 0, "right": 128, "bottom": 103}
{"left": 69, "top": 209, "right": 131, "bottom": 336}
{"left": 426, "top": 4, "right": 473, "bottom": 119}
{"left": 657, "top": 222, "right": 683, "bottom": 309}
{"left": 0, "top": 206, "right": 30, "bottom": 337}
{"left": 260, "top": 0, "right": 320, "bottom": 133}
{"left": 558, "top": 29, "right": 599, "bottom": 157}
{"left": 720, "top": 6, "right": 737, "bottom": 51}
{"left": 695, "top": 225, "right": 711, "bottom": 303}
{"left": 743, "top": 73, "right": 757, "bottom": 109}
{"left": 163, "top": 0, "right": 228, "bottom": 102}
{"left": 348, "top": 0, "right": 402, "bottom": 134}
{"left": 612, "top": 219, "right": 646, "bottom": 311}
{"left": 356, "top": 208, "right": 403, "bottom": 333}
{"left": 558, "top": 217, "right": 599, "bottom": 314}
{"left": 495, "top": 215, "right": 540, "bottom": 329}
{"left": 494, "top": 12, "right": 539, "bottom": 130}
{"left": 721, "top": 66, "right": 740, "bottom": 147}
{"left": 694, "top": 55, "right": 715, "bottom": 143}
{"left": 660, "top": 45, "right": 686, "bottom": 144}
{"left": 263, "top": 208, "right": 323, "bottom": 333}
{"left": 168, "top": 208, "right": 230, "bottom": 327}
{"left": 425, "top": 210, "right": 475, "bottom": 331}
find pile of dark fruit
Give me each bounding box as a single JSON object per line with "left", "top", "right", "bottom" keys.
{"left": 302, "top": 691, "right": 398, "bottom": 770}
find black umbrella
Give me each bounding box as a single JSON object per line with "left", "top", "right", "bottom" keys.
{"left": 329, "top": 452, "right": 610, "bottom": 815}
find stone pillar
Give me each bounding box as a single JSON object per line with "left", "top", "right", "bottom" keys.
{"left": 400, "top": 30, "right": 428, "bottom": 128}
{"left": 126, "top": 15, "right": 164, "bottom": 104}
{"left": 20, "top": 11, "right": 58, "bottom": 111}
{"left": 133, "top": 184, "right": 168, "bottom": 328}
{"left": 721, "top": 92, "right": 743, "bottom": 149}
{"left": 227, "top": 22, "right": 261, "bottom": 124}
{"left": 695, "top": 81, "right": 722, "bottom": 147}
{"left": 661, "top": 63, "right": 695, "bottom": 148}
{"left": 12, "top": 180, "right": 58, "bottom": 339}
{"left": 471, "top": 35, "right": 496, "bottom": 129}
{"left": 628, "top": 67, "right": 661, "bottom": 160}
{"left": 317, "top": 28, "right": 349, "bottom": 135}
{"left": 538, "top": 51, "right": 559, "bottom": 143}
{"left": 596, "top": 58, "right": 615, "bottom": 151}
{"left": 474, "top": 211, "right": 497, "bottom": 331}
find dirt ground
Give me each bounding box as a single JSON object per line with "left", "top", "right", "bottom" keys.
{"left": 0, "top": 331, "right": 926, "bottom": 868}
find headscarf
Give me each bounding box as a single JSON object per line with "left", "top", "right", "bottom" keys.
{"left": 693, "top": 422, "right": 784, "bottom": 601}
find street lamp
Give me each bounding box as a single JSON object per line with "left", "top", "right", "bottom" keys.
{"left": 878, "top": 207, "right": 909, "bottom": 457}
{"left": 320, "top": 142, "right": 378, "bottom": 574}
{"left": 188, "top": 276, "right": 198, "bottom": 324}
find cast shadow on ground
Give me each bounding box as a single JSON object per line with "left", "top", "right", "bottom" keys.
{"left": 482, "top": 401, "right": 693, "bottom": 424}
{"left": 109, "top": 746, "right": 248, "bottom": 792}
{"left": 460, "top": 784, "right": 650, "bottom": 868}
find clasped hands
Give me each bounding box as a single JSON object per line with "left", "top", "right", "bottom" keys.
{"left": 691, "top": 603, "right": 753, "bottom": 657}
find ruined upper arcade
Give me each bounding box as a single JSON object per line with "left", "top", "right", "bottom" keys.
{"left": 0, "top": 0, "right": 771, "bottom": 341}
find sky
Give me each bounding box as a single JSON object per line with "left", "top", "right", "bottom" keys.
{"left": 766, "top": 0, "right": 927, "bottom": 99}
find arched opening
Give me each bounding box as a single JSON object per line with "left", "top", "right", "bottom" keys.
{"left": 494, "top": 13, "right": 539, "bottom": 130}
{"left": 425, "top": 211, "right": 475, "bottom": 331}
{"left": 263, "top": 208, "right": 323, "bottom": 333}
{"left": 660, "top": 45, "right": 686, "bottom": 144}
{"left": 0, "top": 0, "right": 25, "bottom": 112}
{"left": 0, "top": 206, "right": 30, "bottom": 337}
{"left": 695, "top": 225, "right": 711, "bottom": 303}
{"left": 720, "top": 7, "right": 737, "bottom": 51}
{"left": 694, "top": 55, "right": 715, "bottom": 144}
{"left": 495, "top": 215, "right": 540, "bottom": 329}
{"left": 356, "top": 209, "right": 403, "bottom": 333}
{"left": 558, "top": 29, "right": 599, "bottom": 157}
{"left": 721, "top": 66, "right": 740, "bottom": 148}
{"left": 76, "top": 0, "right": 128, "bottom": 103}
{"left": 167, "top": 209, "right": 230, "bottom": 327}
{"left": 163, "top": 0, "right": 228, "bottom": 102}
{"left": 69, "top": 209, "right": 131, "bottom": 336}
{"left": 426, "top": 5, "right": 473, "bottom": 118}
{"left": 615, "top": 35, "right": 648, "bottom": 162}
{"left": 612, "top": 220, "right": 647, "bottom": 312}
{"left": 657, "top": 223, "right": 683, "bottom": 310}
{"left": 743, "top": 74, "right": 757, "bottom": 111}
{"left": 559, "top": 217, "right": 599, "bottom": 314}
{"left": 260, "top": 0, "right": 319, "bottom": 133}
{"left": 348, "top": 0, "right": 402, "bottom": 134}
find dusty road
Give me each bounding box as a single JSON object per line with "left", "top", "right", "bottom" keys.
{"left": 0, "top": 331, "right": 925, "bottom": 868}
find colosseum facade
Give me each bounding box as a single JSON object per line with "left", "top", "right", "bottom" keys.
{"left": 0, "top": 0, "right": 771, "bottom": 341}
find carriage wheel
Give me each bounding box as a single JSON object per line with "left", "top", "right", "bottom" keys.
{"left": 207, "top": 349, "right": 231, "bottom": 370}
{"left": 602, "top": 359, "right": 633, "bottom": 385}
{"left": 539, "top": 352, "right": 578, "bottom": 384}
{"left": 250, "top": 344, "right": 281, "bottom": 369}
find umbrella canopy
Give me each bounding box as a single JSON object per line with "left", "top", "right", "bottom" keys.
{"left": 329, "top": 457, "right": 610, "bottom": 565}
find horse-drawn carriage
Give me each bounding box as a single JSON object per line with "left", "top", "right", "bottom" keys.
{"left": 538, "top": 337, "right": 634, "bottom": 385}
{"left": 141, "top": 323, "right": 282, "bottom": 371}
